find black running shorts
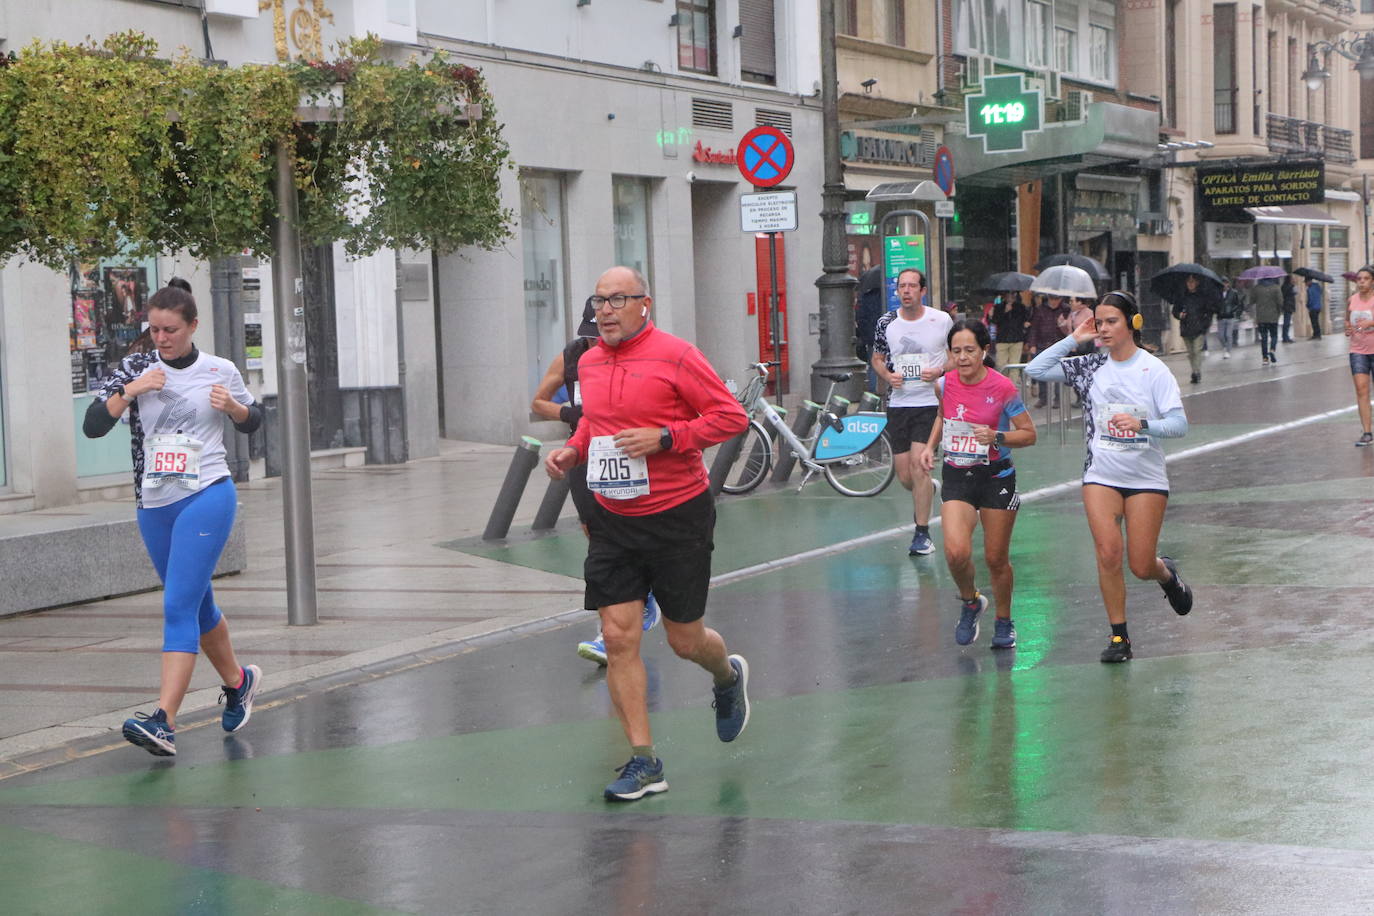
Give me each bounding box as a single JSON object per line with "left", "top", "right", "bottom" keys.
{"left": 885, "top": 405, "right": 939, "bottom": 454}
{"left": 941, "top": 464, "right": 1020, "bottom": 511}
{"left": 584, "top": 489, "right": 715, "bottom": 623}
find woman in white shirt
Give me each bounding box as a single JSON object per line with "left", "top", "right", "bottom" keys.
{"left": 84, "top": 283, "right": 264, "bottom": 756}
{"left": 1026, "top": 291, "right": 1194, "bottom": 663}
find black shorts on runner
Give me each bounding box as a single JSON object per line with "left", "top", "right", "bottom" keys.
{"left": 885, "top": 405, "right": 939, "bottom": 454}
{"left": 584, "top": 489, "right": 715, "bottom": 623}
{"left": 941, "top": 463, "right": 1020, "bottom": 511}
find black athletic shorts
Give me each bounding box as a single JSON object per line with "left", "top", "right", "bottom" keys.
{"left": 941, "top": 463, "right": 1020, "bottom": 511}
{"left": 885, "top": 405, "right": 939, "bottom": 454}
{"left": 584, "top": 489, "right": 715, "bottom": 623}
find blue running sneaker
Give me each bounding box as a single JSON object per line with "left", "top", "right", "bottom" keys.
{"left": 577, "top": 633, "right": 608, "bottom": 666}
{"left": 220, "top": 664, "right": 262, "bottom": 733}
{"left": 990, "top": 616, "right": 1017, "bottom": 649}
{"left": 955, "top": 593, "right": 987, "bottom": 646}
{"left": 605, "top": 755, "right": 667, "bottom": 801}
{"left": 642, "top": 593, "right": 661, "bottom": 632}
{"left": 712, "top": 654, "right": 751, "bottom": 742}
{"left": 123, "top": 709, "right": 175, "bottom": 757}
{"left": 908, "top": 530, "right": 935, "bottom": 556}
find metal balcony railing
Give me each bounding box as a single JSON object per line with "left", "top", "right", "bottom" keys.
{"left": 1214, "top": 88, "right": 1237, "bottom": 134}
{"left": 1266, "top": 113, "right": 1355, "bottom": 163}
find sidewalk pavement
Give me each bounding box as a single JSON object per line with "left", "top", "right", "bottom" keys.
{"left": 0, "top": 332, "right": 1357, "bottom": 773}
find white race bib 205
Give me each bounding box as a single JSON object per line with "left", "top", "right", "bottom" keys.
{"left": 144, "top": 433, "right": 204, "bottom": 489}
{"left": 586, "top": 435, "right": 649, "bottom": 500}
{"left": 941, "top": 419, "right": 989, "bottom": 467}
{"left": 1096, "top": 403, "right": 1147, "bottom": 451}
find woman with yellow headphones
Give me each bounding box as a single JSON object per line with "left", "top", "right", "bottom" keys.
{"left": 1026, "top": 291, "right": 1194, "bottom": 663}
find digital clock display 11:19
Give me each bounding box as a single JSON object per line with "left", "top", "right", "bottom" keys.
{"left": 978, "top": 102, "right": 1026, "bottom": 125}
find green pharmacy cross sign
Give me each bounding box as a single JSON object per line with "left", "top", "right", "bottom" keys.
{"left": 964, "top": 73, "right": 1044, "bottom": 154}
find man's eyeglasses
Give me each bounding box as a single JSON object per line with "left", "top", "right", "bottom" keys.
{"left": 589, "top": 294, "right": 648, "bottom": 310}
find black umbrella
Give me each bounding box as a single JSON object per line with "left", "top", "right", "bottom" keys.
{"left": 1294, "top": 267, "right": 1333, "bottom": 283}
{"left": 1149, "top": 263, "right": 1223, "bottom": 302}
{"left": 975, "top": 271, "right": 1035, "bottom": 292}
{"left": 1034, "top": 253, "right": 1110, "bottom": 281}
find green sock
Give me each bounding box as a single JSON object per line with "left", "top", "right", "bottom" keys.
{"left": 632, "top": 745, "right": 656, "bottom": 761}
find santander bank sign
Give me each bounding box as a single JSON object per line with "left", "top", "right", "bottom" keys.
{"left": 692, "top": 141, "right": 736, "bottom": 165}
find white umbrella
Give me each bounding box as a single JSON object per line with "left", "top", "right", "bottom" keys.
{"left": 1030, "top": 265, "right": 1097, "bottom": 299}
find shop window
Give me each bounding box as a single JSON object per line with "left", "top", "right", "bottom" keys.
{"left": 1329, "top": 227, "right": 1349, "bottom": 249}
{"left": 613, "top": 177, "right": 653, "bottom": 285}
{"left": 1310, "top": 227, "right": 1324, "bottom": 247}
{"left": 520, "top": 172, "right": 569, "bottom": 398}
{"left": 71, "top": 256, "right": 157, "bottom": 478}
{"left": 676, "top": 0, "right": 717, "bottom": 75}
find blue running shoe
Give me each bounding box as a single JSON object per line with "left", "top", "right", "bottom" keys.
{"left": 908, "top": 530, "right": 935, "bottom": 556}
{"left": 643, "top": 593, "right": 661, "bottom": 632}
{"left": 991, "top": 616, "right": 1017, "bottom": 649}
{"left": 605, "top": 755, "right": 668, "bottom": 801}
{"left": 577, "top": 633, "right": 608, "bottom": 666}
{"left": 220, "top": 664, "right": 262, "bottom": 733}
{"left": 123, "top": 709, "right": 175, "bottom": 757}
{"left": 712, "top": 654, "right": 751, "bottom": 742}
{"left": 955, "top": 593, "right": 987, "bottom": 646}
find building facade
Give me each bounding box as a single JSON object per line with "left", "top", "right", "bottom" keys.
{"left": 0, "top": 0, "right": 824, "bottom": 513}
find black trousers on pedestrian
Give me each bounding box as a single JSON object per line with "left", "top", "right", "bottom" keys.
{"left": 1281, "top": 311, "right": 1294, "bottom": 342}
{"left": 1258, "top": 322, "right": 1279, "bottom": 359}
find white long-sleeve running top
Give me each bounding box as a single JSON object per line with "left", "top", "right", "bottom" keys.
{"left": 1027, "top": 335, "right": 1187, "bottom": 491}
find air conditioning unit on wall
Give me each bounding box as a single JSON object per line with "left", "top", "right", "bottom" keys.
{"left": 962, "top": 55, "right": 995, "bottom": 89}
{"left": 1064, "top": 89, "right": 1094, "bottom": 121}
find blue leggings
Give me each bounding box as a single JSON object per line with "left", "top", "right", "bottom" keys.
{"left": 136, "top": 479, "right": 237, "bottom": 653}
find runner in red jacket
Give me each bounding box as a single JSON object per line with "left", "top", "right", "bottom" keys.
{"left": 546, "top": 266, "right": 751, "bottom": 802}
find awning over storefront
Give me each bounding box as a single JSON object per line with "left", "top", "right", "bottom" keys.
{"left": 944, "top": 102, "right": 1159, "bottom": 188}
{"left": 1244, "top": 205, "right": 1340, "bottom": 226}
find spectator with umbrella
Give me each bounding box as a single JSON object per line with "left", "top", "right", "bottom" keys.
{"left": 1294, "top": 267, "right": 1332, "bottom": 339}
{"left": 1151, "top": 264, "right": 1223, "bottom": 384}
{"left": 1250, "top": 276, "right": 1284, "bottom": 364}
{"left": 1027, "top": 266, "right": 1096, "bottom": 408}
{"left": 989, "top": 291, "right": 1031, "bottom": 373}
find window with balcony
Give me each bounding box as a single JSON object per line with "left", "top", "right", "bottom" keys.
{"left": 1362, "top": 81, "right": 1374, "bottom": 159}
{"left": 1214, "top": 4, "right": 1238, "bottom": 134}
{"left": 676, "top": 0, "right": 717, "bottom": 75}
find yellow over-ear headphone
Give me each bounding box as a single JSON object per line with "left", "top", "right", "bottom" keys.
{"left": 1130, "top": 312, "right": 1144, "bottom": 331}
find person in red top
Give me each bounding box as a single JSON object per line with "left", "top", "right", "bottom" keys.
{"left": 545, "top": 266, "right": 751, "bottom": 802}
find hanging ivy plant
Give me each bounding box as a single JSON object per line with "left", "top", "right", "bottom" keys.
{"left": 0, "top": 31, "right": 512, "bottom": 269}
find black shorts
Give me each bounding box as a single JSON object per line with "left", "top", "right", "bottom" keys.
{"left": 1087, "top": 483, "right": 1169, "bottom": 500}
{"left": 941, "top": 463, "right": 1020, "bottom": 511}
{"left": 584, "top": 489, "right": 715, "bottom": 623}
{"left": 885, "top": 405, "right": 939, "bottom": 454}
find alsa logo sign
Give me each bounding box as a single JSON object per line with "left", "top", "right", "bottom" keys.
{"left": 693, "top": 141, "right": 736, "bottom": 165}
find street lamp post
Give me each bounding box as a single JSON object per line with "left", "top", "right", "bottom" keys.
{"left": 812, "top": 0, "right": 864, "bottom": 404}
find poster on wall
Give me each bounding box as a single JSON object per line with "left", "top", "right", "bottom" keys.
{"left": 70, "top": 351, "right": 87, "bottom": 395}
{"left": 103, "top": 267, "right": 147, "bottom": 327}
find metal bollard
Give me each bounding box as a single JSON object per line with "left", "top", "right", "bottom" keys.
{"left": 770, "top": 400, "right": 820, "bottom": 482}
{"left": 482, "top": 436, "right": 542, "bottom": 541}
{"left": 531, "top": 475, "right": 571, "bottom": 531}
{"left": 709, "top": 428, "right": 748, "bottom": 497}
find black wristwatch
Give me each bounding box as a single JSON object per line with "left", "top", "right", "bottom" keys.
{"left": 994, "top": 431, "right": 1006, "bottom": 449}
{"left": 1139, "top": 419, "right": 1149, "bottom": 431}
{"left": 659, "top": 427, "right": 673, "bottom": 452}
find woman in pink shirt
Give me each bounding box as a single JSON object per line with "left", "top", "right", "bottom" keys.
{"left": 1347, "top": 266, "right": 1374, "bottom": 446}
{"left": 921, "top": 320, "right": 1038, "bottom": 649}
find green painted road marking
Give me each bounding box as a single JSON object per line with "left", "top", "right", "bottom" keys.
{"left": 0, "top": 822, "right": 399, "bottom": 915}
{"left": 4, "top": 644, "right": 1373, "bottom": 852}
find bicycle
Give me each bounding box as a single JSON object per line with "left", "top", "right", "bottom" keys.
{"left": 719, "top": 362, "right": 895, "bottom": 497}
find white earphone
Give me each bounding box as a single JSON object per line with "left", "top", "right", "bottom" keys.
{"left": 641, "top": 306, "right": 647, "bottom": 317}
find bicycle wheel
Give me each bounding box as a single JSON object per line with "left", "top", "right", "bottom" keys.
{"left": 823, "top": 430, "right": 895, "bottom": 497}
{"left": 721, "top": 421, "right": 773, "bottom": 494}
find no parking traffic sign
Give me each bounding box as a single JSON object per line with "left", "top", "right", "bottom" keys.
{"left": 737, "top": 126, "right": 794, "bottom": 188}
